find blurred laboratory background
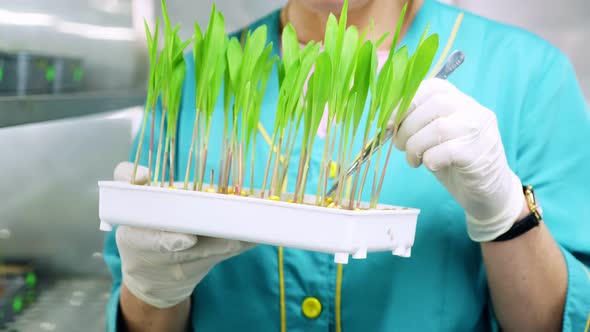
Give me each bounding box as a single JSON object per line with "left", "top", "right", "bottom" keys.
{"left": 0, "top": 0, "right": 587, "bottom": 331}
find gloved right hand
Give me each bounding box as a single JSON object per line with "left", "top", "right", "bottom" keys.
{"left": 113, "top": 162, "right": 255, "bottom": 309}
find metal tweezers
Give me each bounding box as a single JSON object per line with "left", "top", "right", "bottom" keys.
{"left": 325, "top": 50, "right": 466, "bottom": 197}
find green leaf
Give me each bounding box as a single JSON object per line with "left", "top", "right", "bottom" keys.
{"left": 161, "top": 0, "right": 172, "bottom": 35}
{"left": 367, "top": 41, "right": 379, "bottom": 117}
{"left": 396, "top": 33, "right": 439, "bottom": 124}
{"left": 323, "top": 14, "right": 338, "bottom": 62}
{"left": 286, "top": 42, "right": 319, "bottom": 116}
{"left": 196, "top": 8, "right": 226, "bottom": 112}
{"left": 351, "top": 41, "right": 373, "bottom": 132}
{"left": 277, "top": 64, "right": 299, "bottom": 125}
{"left": 337, "top": 0, "right": 349, "bottom": 53}
{"left": 282, "top": 24, "right": 300, "bottom": 72}
{"left": 379, "top": 46, "right": 409, "bottom": 129}
{"left": 193, "top": 22, "right": 204, "bottom": 105}
{"left": 417, "top": 23, "right": 431, "bottom": 47}
{"left": 375, "top": 31, "right": 390, "bottom": 49}
{"left": 144, "top": 18, "right": 160, "bottom": 107}
{"left": 240, "top": 26, "right": 267, "bottom": 85}
{"left": 144, "top": 19, "right": 154, "bottom": 61}
{"left": 246, "top": 45, "right": 275, "bottom": 144}
{"left": 166, "top": 59, "right": 186, "bottom": 138}
{"left": 223, "top": 50, "right": 232, "bottom": 114}
{"left": 312, "top": 52, "right": 332, "bottom": 120}
{"left": 335, "top": 26, "right": 360, "bottom": 122}
{"left": 207, "top": 40, "right": 228, "bottom": 118}
{"left": 389, "top": 2, "right": 408, "bottom": 59}
{"left": 227, "top": 38, "right": 243, "bottom": 95}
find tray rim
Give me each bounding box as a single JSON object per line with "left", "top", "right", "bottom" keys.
{"left": 98, "top": 181, "right": 421, "bottom": 217}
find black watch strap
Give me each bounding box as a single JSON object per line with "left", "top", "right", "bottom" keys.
{"left": 493, "top": 212, "right": 540, "bottom": 242}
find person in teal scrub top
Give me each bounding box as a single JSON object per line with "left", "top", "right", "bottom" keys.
{"left": 103, "top": 0, "right": 590, "bottom": 331}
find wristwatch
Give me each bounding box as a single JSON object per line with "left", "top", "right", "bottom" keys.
{"left": 493, "top": 185, "right": 542, "bottom": 242}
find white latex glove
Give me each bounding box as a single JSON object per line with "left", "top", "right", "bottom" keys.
{"left": 395, "top": 79, "right": 526, "bottom": 242}
{"left": 113, "top": 162, "right": 255, "bottom": 308}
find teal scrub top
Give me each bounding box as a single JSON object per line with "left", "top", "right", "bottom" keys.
{"left": 103, "top": 0, "right": 590, "bottom": 330}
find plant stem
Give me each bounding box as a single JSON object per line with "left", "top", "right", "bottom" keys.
{"left": 223, "top": 148, "right": 233, "bottom": 193}
{"left": 218, "top": 114, "right": 229, "bottom": 192}
{"left": 198, "top": 144, "right": 208, "bottom": 191}
{"left": 195, "top": 112, "right": 205, "bottom": 190}
{"left": 294, "top": 141, "right": 308, "bottom": 202}
{"left": 297, "top": 143, "right": 314, "bottom": 203}
{"left": 160, "top": 135, "right": 170, "bottom": 188}
{"left": 209, "top": 169, "right": 215, "bottom": 190}
{"left": 350, "top": 128, "right": 371, "bottom": 208}
{"left": 191, "top": 119, "right": 203, "bottom": 191}
{"left": 260, "top": 132, "right": 277, "bottom": 198}
{"left": 334, "top": 121, "right": 347, "bottom": 205}
{"left": 300, "top": 132, "right": 316, "bottom": 203}
{"left": 169, "top": 134, "right": 176, "bottom": 188}
{"left": 153, "top": 107, "right": 167, "bottom": 184}
{"left": 374, "top": 126, "right": 398, "bottom": 206}
{"left": 316, "top": 117, "right": 333, "bottom": 206}
{"left": 220, "top": 114, "right": 234, "bottom": 193}
{"left": 370, "top": 139, "right": 383, "bottom": 208}
{"left": 322, "top": 118, "right": 338, "bottom": 202}
{"left": 237, "top": 142, "right": 244, "bottom": 193}
{"left": 131, "top": 105, "right": 150, "bottom": 185}
{"left": 232, "top": 141, "right": 239, "bottom": 192}
{"left": 230, "top": 110, "right": 240, "bottom": 192}
{"left": 343, "top": 130, "right": 358, "bottom": 210}
{"left": 184, "top": 109, "right": 200, "bottom": 190}
{"left": 356, "top": 152, "right": 372, "bottom": 208}
{"left": 198, "top": 123, "right": 213, "bottom": 191}
{"left": 269, "top": 136, "right": 283, "bottom": 197}
{"left": 278, "top": 110, "right": 303, "bottom": 194}
{"left": 148, "top": 106, "right": 156, "bottom": 186}
{"left": 249, "top": 138, "right": 256, "bottom": 195}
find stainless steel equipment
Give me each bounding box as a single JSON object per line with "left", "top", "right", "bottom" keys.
{"left": 0, "top": 0, "right": 154, "bottom": 329}
{"left": 52, "top": 55, "right": 84, "bottom": 94}
{"left": 0, "top": 51, "right": 54, "bottom": 96}
{"left": 0, "top": 278, "right": 111, "bottom": 332}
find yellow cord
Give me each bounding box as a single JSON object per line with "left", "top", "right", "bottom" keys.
{"left": 428, "top": 12, "right": 464, "bottom": 79}
{"left": 336, "top": 14, "right": 465, "bottom": 332}
{"left": 278, "top": 246, "right": 287, "bottom": 332}
{"left": 335, "top": 264, "right": 344, "bottom": 332}
{"left": 584, "top": 265, "right": 590, "bottom": 332}
{"left": 246, "top": 14, "right": 463, "bottom": 331}
{"left": 257, "top": 122, "right": 273, "bottom": 146}
{"left": 258, "top": 122, "right": 287, "bottom": 164}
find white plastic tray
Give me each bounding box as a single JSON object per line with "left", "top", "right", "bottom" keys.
{"left": 98, "top": 181, "right": 420, "bottom": 263}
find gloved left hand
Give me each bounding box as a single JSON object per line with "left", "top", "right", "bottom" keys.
{"left": 113, "top": 162, "right": 255, "bottom": 309}
{"left": 394, "top": 78, "right": 526, "bottom": 242}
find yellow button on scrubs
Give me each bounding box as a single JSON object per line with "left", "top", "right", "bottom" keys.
{"left": 301, "top": 297, "right": 322, "bottom": 319}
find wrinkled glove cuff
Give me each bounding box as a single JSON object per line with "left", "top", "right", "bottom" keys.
{"left": 123, "top": 275, "right": 194, "bottom": 309}
{"left": 466, "top": 172, "right": 526, "bottom": 242}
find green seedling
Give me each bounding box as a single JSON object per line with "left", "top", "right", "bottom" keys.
{"left": 217, "top": 26, "right": 276, "bottom": 195}
{"left": 260, "top": 24, "right": 319, "bottom": 199}
{"left": 372, "top": 30, "right": 439, "bottom": 206}
{"left": 138, "top": 0, "right": 441, "bottom": 211}
{"left": 132, "top": 17, "right": 160, "bottom": 186}
{"left": 185, "top": 5, "right": 228, "bottom": 191}
{"left": 151, "top": 0, "right": 191, "bottom": 188}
